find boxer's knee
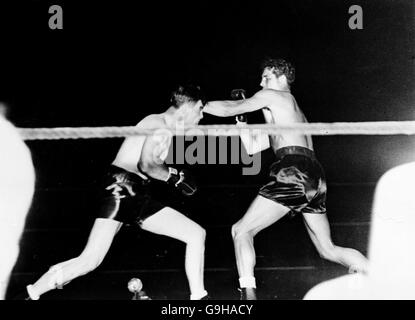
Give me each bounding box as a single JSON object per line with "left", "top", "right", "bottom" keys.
{"left": 231, "top": 223, "right": 239, "bottom": 239}
{"left": 185, "top": 226, "right": 206, "bottom": 247}
{"left": 316, "top": 242, "right": 340, "bottom": 262}
{"left": 47, "top": 255, "right": 102, "bottom": 289}
{"left": 78, "top": 254, "right": 104, "bottom": 273}
{"left": 232, "top": 222, "right": 253, "bottom": 242}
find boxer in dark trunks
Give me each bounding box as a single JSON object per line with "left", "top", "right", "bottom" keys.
{"left": 258, "top": 146, "right": 327, "bottom": 217}
{"left": 23, "top": 85, "right": 209, "bottom": 300}
{"left": 204, "top": 58, "right": 368, "bottom": 300}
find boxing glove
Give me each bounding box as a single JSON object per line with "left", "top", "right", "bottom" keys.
{"left": 230, "top": 88, "right": 246, "bottom": 100}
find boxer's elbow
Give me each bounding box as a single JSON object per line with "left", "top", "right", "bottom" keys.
{"left": 140, "top": 161, "right": 169, "bottom": 181}
{"left": 140, "top": 161, "right": 155, "bottom": 175}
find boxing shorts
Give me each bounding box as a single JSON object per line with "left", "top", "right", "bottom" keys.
{"left": 258, "top": 146, "right": 327, "bottom": 217}
{"left": 95, "top": 165, "right": 165, "bottom": 226}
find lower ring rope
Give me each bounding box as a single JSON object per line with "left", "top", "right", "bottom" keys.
{"left": 18, "top": 121, "right": 415, "bottom": 140}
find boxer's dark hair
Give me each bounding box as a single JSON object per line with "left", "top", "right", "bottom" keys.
{"left": 261, "top": 58, "right": 295, "bottom": 84}
{"left": 170, "top": 85, "right": 206, "bottom": 108}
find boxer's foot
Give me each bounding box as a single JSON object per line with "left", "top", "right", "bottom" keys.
{"left": 239, "top": 287, "right": 257, "bottom": 300}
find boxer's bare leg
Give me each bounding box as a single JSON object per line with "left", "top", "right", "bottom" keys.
{"left": 140, "top": 207, "right": 207, "bottom": 300}
{"left": 27, "top": 218, "right": 122, "bottom": 299}
{"left": 231, "top": 196, "right": 290, "bottom": 298}
{"left": 302, "top": 213, "right": 368, "bottom": 273}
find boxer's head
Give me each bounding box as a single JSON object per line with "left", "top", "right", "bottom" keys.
{"left": 170, "top": 85, "right": 206, "bottom": 124}
{"left": 260, "top": 58, "right": 295, "bottom": 90}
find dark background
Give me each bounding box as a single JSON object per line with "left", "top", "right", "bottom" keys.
{"left": 0, "top": 0, "right": 414, "bottom": 184}
{"left": 1, "top": 0, "right": 414, "bottom": 299}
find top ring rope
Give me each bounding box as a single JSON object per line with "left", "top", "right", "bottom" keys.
{"left": 18, "top": 121, "right": 415, "bottom": 140}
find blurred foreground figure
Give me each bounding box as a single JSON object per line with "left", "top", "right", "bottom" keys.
{"left": 0, "top": 112, "right": 35, "bottom": 299}
{"left": 304, "top": 162, "right": 415, "bottom": 300}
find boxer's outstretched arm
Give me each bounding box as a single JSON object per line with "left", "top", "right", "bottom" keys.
{"left": 203, "top": 90, "right": 278, "bottom": 117}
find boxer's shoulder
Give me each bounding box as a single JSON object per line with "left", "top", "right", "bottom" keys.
{"left": 136, "top": 114, "right": 166, "bottom": 128}
{"left": 255, "top": 89, "right": 293, "bottom": 108}
{"left": 258, "top": 88, "right": 292, "bottom": 98}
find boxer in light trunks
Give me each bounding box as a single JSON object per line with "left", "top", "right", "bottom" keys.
{"left": 0, "top": 111, "right": 35, "bottom": 299}
{"left": 22, "top": 85, "right": 209, "bottom": 300}
{"left": 204, "top": 58, "right": 369, "bottom": 299}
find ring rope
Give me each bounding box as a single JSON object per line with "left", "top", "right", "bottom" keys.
{"left": 18, "top": 121, "right": 415, "bottom": 140}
